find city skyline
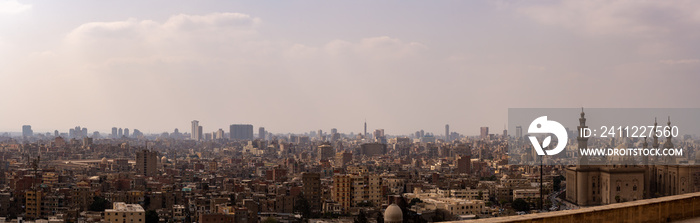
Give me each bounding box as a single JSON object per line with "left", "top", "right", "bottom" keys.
{"left": 9, "top": 121, "right": 475, "bottom": 137}
{"left": 2, "top": 1, "right": 700, "bottom": 135}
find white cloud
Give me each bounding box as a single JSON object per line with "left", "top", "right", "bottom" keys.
{"left": 514, "top": 0, "right": 700, "bottom": 37}
{"left": 63, "top": 13, "right": 427, "bottom": 68}
{"left": 659, "top": 59, "right": 700, "bottom": 65}
{"left": 323, "top": 36, "right": 427, "bottom": 60}
{"left": 3, "top": 12, "right": 436, "bottom": 133}
{"left": 0, "top": 0, "right": 31, "bottom": 14}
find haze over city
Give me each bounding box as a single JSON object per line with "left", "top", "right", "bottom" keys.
{"left": 2, "top": 1, "right": 700, "bottom": 223}
{"left": 2, "top": 1, "right": 700, "bottom": 134}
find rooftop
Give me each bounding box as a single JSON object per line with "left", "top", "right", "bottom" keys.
{"left": 105, "top": 202, "right": 144, "bottom": 213}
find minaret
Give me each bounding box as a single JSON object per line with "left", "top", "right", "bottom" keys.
{"left": 652, "top": 118, "right": 659, "bottom": 149}
{"left": 663, "top": 116, "right": 675, "bottom": 164}
{"left": 577, "top": 108, "right": 589, "bottom": 166}
{"left": 642, "top": 137, "right": 649, "bottom": 165}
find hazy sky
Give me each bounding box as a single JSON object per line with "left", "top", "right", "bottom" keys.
{"left": 1, "top": 0, "right": 700, "bottom": 135}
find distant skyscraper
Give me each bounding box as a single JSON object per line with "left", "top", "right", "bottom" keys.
{"left": 81, "top": 127, "right": 88, "bottom": 138}
{"left": 191, "top": 120, "right": 200, "bottom": 141}
{"left": 445, "top": 124, "right": 450, "bottom": 142}
{"left": 259, "top": 127, "right": 265, "bottom": 140}
{"left": 516, "top": 126, "right": 523, "bottom": 139}
{"left": 318, "top": 129, "right": 323, "bottom": 140}
{"left": 22, "top": 125, "right": 33, "bottom": 137}
{"left": 198, "top": 126, "right": 203, "bottom": 141}
{"left": 112, "top": 127, "right": 118, "bottom": 138}
{"left": 124, "top": 128, "right": 129, "bottom": 138}
{"left": 331, "top": 128, "right": 338, "bottom": 135}
{"left": 364, "top": 120, "right": 367, "bottom": 139}
{"left": 118, "top": 128, "right": 123, "bottom": 138}
{"left": 216, "top": 129, "right": 225, "bottom": 139}
{"left": 230, "top": 124, "right": 254, "bottom": 140}
{"left": 480, "top": 127, "right": 489, "bottom": 139}
{"left": 54, "top": 130, "right": 59, "bottom": 137}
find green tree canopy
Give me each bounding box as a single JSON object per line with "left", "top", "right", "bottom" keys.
{"left": 512, "top": 198, "right": 530, "bottom": 212}
{"left": 145, "top": 210, "right": 159, "bottom": 223}
{"left": 262, "top": 217, "right": 278, "bottom": 223}
{"left": 89, "top": 196, "right": 110, "bottom": 212}
{"left": 354, "top": 210, "right": 368, "bottom": 223}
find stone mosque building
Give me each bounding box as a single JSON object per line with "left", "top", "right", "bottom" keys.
{"left": 566, "top": 109, "right": 700, "bottom": 206}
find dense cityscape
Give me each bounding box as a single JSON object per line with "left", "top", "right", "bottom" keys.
{"left": 0, "top": 112, "right": 698, "bottom": 223}
{"left": 3, "top": 1, "right": 700, "bottom": 222}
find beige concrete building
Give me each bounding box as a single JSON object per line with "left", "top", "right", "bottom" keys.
{"left": 513, "top": 188, "right": 540, "bottom": 201}
{"left": 104, "top": 202, "right": 145, "bottom": 223}
{"left": 25, "top": 189, "right": 42, "bottom": 219}
{"left": 332, "top": 174, "right": 351, "bottom": 211}
{"left": 331, "top": 172, "right": 382, "bottom": 213}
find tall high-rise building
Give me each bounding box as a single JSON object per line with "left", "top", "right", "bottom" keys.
{"left": 445, "top": 124, "right": 450, "bottom": 142}
{"left": 259, "top": 127, "right": 265, "bottom": 140}
{"left": 124, "top": 128, "right": 129, "bottom": 138}
{"left": 332, "top": 173, "right": 382, "bottom": 212}
{"left": 318, "top": 144, "right": 334, "bottom": 161}
{"left": 480, "top": 127, "right": 489, "bottom": 139}
{"left": 191, "top": 120, "right": 201, "bottom": 141}
{"left": 331, "top": 128, "right": 338, "bottom": 135}
{"left": 515, "top": 126, "right": 523, "bottom": 139}
{"left": 111, "top": 127, "right": 118, "bottom": 138}
{"left": 22, "top": 125, "right": 33, "bottom": 137}
{"left": 302, "top": 172, "right": 321, "bottom": 213}
{"left": 335, "top": 151, "right": 352, "bottom": 167}
{"left": 118, "top": 128, "right": 123, "bottom": 138}
{"left": 230, "top": 124, "right": 253, "bottom": 140}
{"left": 215, "top": 129, "right": 224, "bottom": 140}
{"left": 364, "top": 120, "right": 367, "bottom": 139}
{"left": 136, "top": 149, "right": 158, "bottom": 176}
{"left": 198, "top": 126, "right": 203, "bottom": 141}
{"left": 457, "top": 155, "right": 471, "bottom": 174}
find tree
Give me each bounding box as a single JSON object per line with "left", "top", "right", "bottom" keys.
{"left": 376, "top": 212, "right": 384, "bottom": 223}
{"left": 512, "top": 198, "right": 530, "bottom": 212}
{"left": 145, "top": 210, "right": 159, "bottom": 223}
{"left": 89, "top": 196, "right": 110, "bottom": 212}
{"left": 294, "top": 194, "right": 311, "bottom": 219}
{"left": 354, "top": 210, "right": 368, "bottom": 223}
{"left": 262, "top": 217, "right": 278, "bottom": 223}
{"left": 408, "top": 198, "right": 422, "bottom": 207}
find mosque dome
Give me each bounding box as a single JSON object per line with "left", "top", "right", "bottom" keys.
{"left": 384, "top": 204, "right": 403, "bottom": 223}
{"left": 101, "top": 157, "right": 108, "bottom": 164}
